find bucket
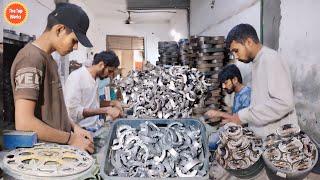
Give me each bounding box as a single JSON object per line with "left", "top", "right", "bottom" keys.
{"left": 263, "top": 148, "right": 318, "bottom": 180}
{"left": 312, "top": 148, "right": 320, "bottom": 174}
{"left": 311, "top": 137, "right": 320, "bottom": 174}
{"left": 225, "top": 157, "right": 264, "bottom": 179}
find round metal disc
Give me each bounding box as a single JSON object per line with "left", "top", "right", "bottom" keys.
{"left": 3, "top": 143, "right": 94, "bottom": 177}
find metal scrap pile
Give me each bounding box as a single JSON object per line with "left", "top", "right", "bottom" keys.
{"left": 263, "top": 124, "right": 317, "bottom": 171}
{"left": 157, "top": 41, "right": 179, "bottom": 66}
{"left": 115, "top": 66, "right": 210, "bottom": 119}
{"left": 216, "top": 123, "right": 263, "bottom": 170}
{"left": 109, "top": 121, "right": 207, "bottom": 177}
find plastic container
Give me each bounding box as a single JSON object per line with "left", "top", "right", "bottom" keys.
{"left": 225, "top": 157, "right": 264, "bottom": 179}
{"left": 311, "top": 137, "right": 320, "bottom": 174}
{"left": 312, "top": 148, "right": 320, "bottom": 174}
{"left": 98, "top": 118, "right": 209, "bottom": 180}
{"left": 263, "top": 147, "right": 318, "bottom": 180}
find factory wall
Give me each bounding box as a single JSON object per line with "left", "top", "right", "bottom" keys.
{"left": 85, "top": 18, "right": 173, "bottom": 65}
{"left": 190, "top": 0, "right": 261, "bottom": 86}
{"left": 279, "top": 0, "right": 320, "bottom": 143}
{"left": 169, "top": 10, "right": 189, "bottom": 41}
{"left": 71, "top": 1, "right": 188, "bottom": 65}
{"left": 190, "top": 0, "right": 260, "bottom": 37}
{"left": 84, "top": 15, "right": 188, "bottom": 66}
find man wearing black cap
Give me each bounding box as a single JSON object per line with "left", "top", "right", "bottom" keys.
{"left": 11, "top": 3, "right": 94, "bottom": 153}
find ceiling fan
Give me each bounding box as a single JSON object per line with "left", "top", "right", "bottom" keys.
{"left": 125, "top": 11, "right": 133, "bottom": 24}
{"left": 117, "top": 10, "right": 177, "bottom": 24}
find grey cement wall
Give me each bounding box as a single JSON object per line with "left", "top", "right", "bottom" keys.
{"left": 278, "top": 0, "right": 320, "bottom": 144}
{"left": 262, "top": 0, "right": 281, "bottom": 50}
{"left": 190, "top": 0, "right": 261, "bottom": 87}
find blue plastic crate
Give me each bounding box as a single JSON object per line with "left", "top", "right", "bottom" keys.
{"left": 3, "top": 130, "right": 37, "bottom": 150}
{"left": 98, "top": 118, "right": 209, "bottom": 180}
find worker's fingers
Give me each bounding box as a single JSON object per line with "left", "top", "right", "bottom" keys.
{"left": 221, "top": 119, "right": 229, "bottom": 125}
{"left": 85, "top": 139, "right": 94, "bottom": 154}
{"left": 86, "top": 145, "right": 94, "bottom": 154}
{"left": 85, "top": 134, "right": 94, "bottom": 143}
{"left": 207, "top": 118, "right": 216, "bottom": 122}
{"left": 88, "top": 140, "right": 94, "bottom": 149}
{"left": 204, "top": 111, "right": 211, "bottom": 117}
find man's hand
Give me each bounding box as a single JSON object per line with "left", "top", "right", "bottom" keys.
{"left": 110, "top": 100, "right": 124, "bottom": 116}
{"left": 101, "top": 107, "right": 121, "bottom": 120}
{"left": 221, "top": 114, "right": 242, "bottom": 125}
{"left": 68, "top": 132, "right": 94, "bottom": 153}
{"left": 205, "top": 109, "right": 222, "bottom": 118}
{"left": 110, "top": 100, "right": 121, "bottom": 109}
{"left": 74, "top": 125, "right": 93, "bottom": 142}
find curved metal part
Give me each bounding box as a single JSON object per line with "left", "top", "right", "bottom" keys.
{"left": 278, "top": 137, "right": 303, "bottom": 153}
{"left": 176, "top": 167, "right": 197, "bottom": 177}
{"left": 182, "top": 159, "right": 201, "bottom": 173}
{"left": 276, "top": 123, "right": 301, "bottom": 137}
{"left": 185, "top": 93, "right": 195, "bottom": 102}
{"left": 154, "top": 150, "right": 166, "bottom": 163}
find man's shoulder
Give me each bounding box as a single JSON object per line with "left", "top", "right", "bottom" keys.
{"left": 12, "top": 44, "right": 47, "bottom": 69}
{"left": 238, "top": 86, "right": 251, "bottom": 98}
{"left": 65, "top": 66, "right": 88, "bottom": 88}
{"left": 262, "top": 46, "right": 281, "bottom": 62}
{"left": 243, "top": 86, "right": 251, "bottom": 92}
{"left": 68, "top": 66, "right": 85, "bottom": 78}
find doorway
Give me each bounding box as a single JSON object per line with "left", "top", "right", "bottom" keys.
{"left": 106, "top": 35, "right": 145, "bottom": 77}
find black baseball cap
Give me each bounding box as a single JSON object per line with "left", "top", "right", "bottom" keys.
{"left": 50, "top": 3, "right": 93, "bottom": 47}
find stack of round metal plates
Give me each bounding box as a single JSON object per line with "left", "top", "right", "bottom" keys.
{"left": 157, "top": 41, "right": 180, "bottom": 66}
{"left": 189, "top": 36, "right": 226, "bottom": 112}
{"left": 178, "top": 39, "right": 196, "bottom": 67}
{"left": 2, "top": 144, "right": 96, "bottom": 179}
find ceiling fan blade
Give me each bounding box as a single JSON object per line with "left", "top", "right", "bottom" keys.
{"left": 117, "top": 9, "right": 127, "bottom": 13}
{"left": 129, "top": 10, "right": 176, "bottom": 14}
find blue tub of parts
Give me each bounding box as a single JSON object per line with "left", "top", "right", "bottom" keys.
{"left": 98, "top": 118, "right": 209, "bottom": 179}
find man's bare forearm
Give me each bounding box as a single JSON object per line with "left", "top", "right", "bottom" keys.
{"left": 100, "top": 100, "right": 111, "bottom": 107}
{"left": 15, "top": 99, "right": 70, "bottom": 144}
{"left": 16, "top": 117, "right": 70, "bottom": 144}
{"left": 82, "top": 107, "right": 107, "bottom": 118}
{"left": 218, "top": 111, "right": 235, "bottom": 120}
{"left": 221, "top": 112, "right": 242, "bottom": 123}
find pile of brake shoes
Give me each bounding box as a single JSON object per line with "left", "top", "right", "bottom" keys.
{"left": 158, "top": 41, "right": 180, "bottom": 66}
{"left": 2, "top": 144, "right": 94, "bottom": 178}
{"left": 109, "top": 121, "right": 207, "bottom": 178}
{"left": 114, "top": 66, "right": 210, "bottom": 119}
{"left": 189, "top": 36, "right": 226, "bottom": 114}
